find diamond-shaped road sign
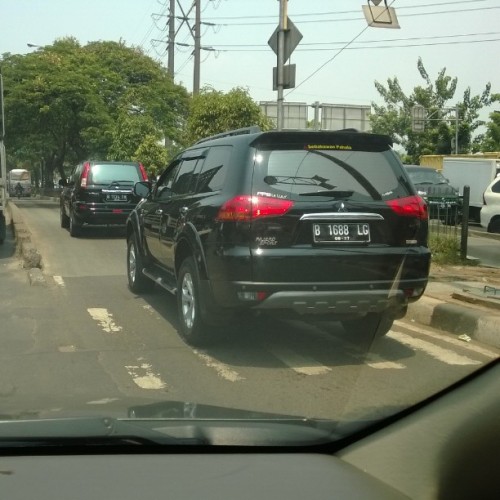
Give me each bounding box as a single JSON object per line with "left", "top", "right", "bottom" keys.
{"left": 268, "top": 17, "right": 303, "bottom": 63}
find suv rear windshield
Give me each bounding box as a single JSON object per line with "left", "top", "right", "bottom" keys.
{"left": 253, "top": 146, "right": 411, "bottom": 202}
{"left": 89, "top": 164, "right": 141, "bottom": 184}
{"left": 406, "top": 168, "right": 448, "bottom": 185}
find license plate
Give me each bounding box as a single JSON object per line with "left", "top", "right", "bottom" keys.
{"left": 313, "top": 223, "right": 370, "bottom": 243}
{"left": 106, "top": 194, "right": 128, "bottom": 202}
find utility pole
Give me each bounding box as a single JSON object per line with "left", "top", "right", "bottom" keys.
{"left": 0, "top": 68, "right": 7, "bottom": 243}
{"left": 167, "top": 0, "right": 175, "bottom": 76}
{"left": 193, "top": 0, "right": 201, "bottom": 94}
{"left": 276, "top": 0, "right": 287, "bottom": 131}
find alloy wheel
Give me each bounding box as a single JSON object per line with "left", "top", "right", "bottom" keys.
{"left": 181, "top": 272, "right": 195, "bottom": 330}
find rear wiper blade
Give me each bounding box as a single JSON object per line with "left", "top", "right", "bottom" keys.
{"left": 108, "top": 180, "right": 134, "bottom": 185}
{"left": 299, "top": 190, "right": 354, "bottom": 198}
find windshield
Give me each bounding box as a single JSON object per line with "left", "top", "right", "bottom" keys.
{"left": 407, "top": 168, "right": 448, "bottom": 185}
{"left": 89, "top": 164, "right": 141, "bottom": 184}
{"left": 0, "top": 0, "right": 499, "bottom": 455}
{"left": 256, "top": 148, "right": 409, "bottom": 201}
{"left": 9, "top": 170, "right": 30, "bottom": 181}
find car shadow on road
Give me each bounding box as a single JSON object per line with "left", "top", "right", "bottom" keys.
{"left": 137, "top": 287, "right": 416, "bottom": 370}
{"left": 66, "top": 226, "right": 127, "bottom": 240}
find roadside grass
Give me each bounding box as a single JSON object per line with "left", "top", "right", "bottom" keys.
{"left": 429, "top": 232, "right": 462, "bottom": 265}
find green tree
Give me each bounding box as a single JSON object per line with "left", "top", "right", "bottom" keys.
{"left": 133, "top": 135, "right": 169, "bottom": 180}
{"left": 478, "top": 106, "right": 500, "bottom": 151}
{"left": 370, "top": 58, "right": 494, "bottom": 163}
{"left": 2, "top": 38, "right": 188, "bottom": 185}
{"left": 185, "top": 87, "right": 273, "bottom": 145}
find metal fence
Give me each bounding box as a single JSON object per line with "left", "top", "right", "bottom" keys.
{"left": 427, "top": 186, "right": 471, "bottom": 260}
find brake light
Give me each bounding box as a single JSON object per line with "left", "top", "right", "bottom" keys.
{"left": 216, "top": 195, "right": 294, "bottom": 221}
{"left": 139, "top": 163, "right": 148, "bottom": 181}
{"left": 80, "top": 162, "right": 90, "bottom": 188}
{"left": 386, "top": 195, "right": 428, "bottom": 220}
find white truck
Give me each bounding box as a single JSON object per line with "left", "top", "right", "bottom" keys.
{"left": 442, "top": 157, "right": 500, "bottom": 222}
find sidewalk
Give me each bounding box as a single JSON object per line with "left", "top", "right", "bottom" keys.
{"left": 407, "top": 277, "right": 500, "bottom": 349}
{"left": 5, "top": 199, "right": 500, "bottom": 350}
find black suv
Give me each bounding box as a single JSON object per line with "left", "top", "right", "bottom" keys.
{"left": 404, "top": 165, "right": 461, "bottom": 225}
{"left": 126, "top": 127, "right": 431, "bottom": 346}
{"left": 60, "top": 160, "right": 148, "bottom": 236}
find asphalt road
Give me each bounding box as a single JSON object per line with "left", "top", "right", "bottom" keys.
{"left": 467, "top": 234, "right": 500, "bottom": 267}
{"left": 1, "top": 198, "right": 498, "bottom": 423}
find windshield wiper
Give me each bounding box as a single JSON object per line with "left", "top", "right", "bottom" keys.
{"left": 307, "top": 150, "right": 382, "bottom": 201}
{"left": 299, "top": 190, "right": 354, "bottom": 198}
{"left": 107, "top": 180, "right": 134, "bottom": 185}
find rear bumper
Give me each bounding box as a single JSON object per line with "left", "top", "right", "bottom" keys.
{"left": 210, "top": 278, "right": 428, "bottom": 317}
{"left": 73, "top": 204, "right": 133, "bottom": 226}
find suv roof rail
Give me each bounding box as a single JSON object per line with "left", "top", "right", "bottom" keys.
{"left": 194, "top": 126, "right": 261, "bottom": 145}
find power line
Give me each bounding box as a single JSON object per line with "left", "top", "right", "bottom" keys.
{"left": 202, "top": 31, "right": 500, "bottom": 50}
{"left": 286, "top": 0, "right": 396, "bottom": 97}
{"left": 200, "top": 0, "right": 486, "bottom": 20}
{"left": 190, "top": 4, "right": 500, "bottom": 26}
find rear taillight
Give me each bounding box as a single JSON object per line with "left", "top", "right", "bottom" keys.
{"left": 139, "top": 163, "right": 148, "bottom": 181}
{"left": 386, "top": 195, "right": 428, "bottom": 220}
{"left": 216, "top": 195, "right": 294, "bottom": 221}
{"left": 80, "top": 162, "right": 90, "bottom": 188}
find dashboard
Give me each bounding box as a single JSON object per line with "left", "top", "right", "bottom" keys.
{"left": 0, "top": 360, "right": 497, "bottom": 499}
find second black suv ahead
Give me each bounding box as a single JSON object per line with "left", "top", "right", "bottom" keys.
{"left": 60, "top": 160, "right": 149, "bottom": 236}
{"left": 126, "top": 127, "right": 431, "bottom": 346}
{"left": 404, "top": 165, "right": 461, "bottom": 225}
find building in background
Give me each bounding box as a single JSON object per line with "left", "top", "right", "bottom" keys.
{"left": 260, "top": 101, "right": 371, "bottom": 131}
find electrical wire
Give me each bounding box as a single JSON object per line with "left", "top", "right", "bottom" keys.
{"left": 201, "top": 0, "right": 486, "bottom": 20}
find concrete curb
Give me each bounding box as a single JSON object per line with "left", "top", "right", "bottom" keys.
{"left": 5, "top": 201, "right": 43, "bottom": 272}
{"left": 407, "top": 296, "right": 500, "bottom": 350}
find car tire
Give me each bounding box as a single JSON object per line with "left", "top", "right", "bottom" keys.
{"left": 127, "top": 235, "right": 154, "bottom": 293}
{"left": 488, "top": 218, "right": 500, "bottom": 233}
{"left": 60, "top": 205, "right": 70, "bottom": 228}
{"left": 69, "top": 211, "right": 81, "bottom": 237}
{"left": 341, "top": 312, "right": 394, "bottom": 339}
{"left": 177, "top": 256, "right": 220, "bottom": 346}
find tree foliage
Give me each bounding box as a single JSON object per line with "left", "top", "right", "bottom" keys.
{"left": 478, "top": 103, "right": 500, "bottom": 152}
{"left": 185, "top": 87, "right": 273, "bottom": 145}
{"left": 1, "top": 38, "right": 189, "bottom": 183}
{"left": 370, "top": 58, "right": 494, "bottom": 163}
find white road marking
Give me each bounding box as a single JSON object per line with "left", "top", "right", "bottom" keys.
{"left": 395, "top": 320, "right": 498, "bottom": 359}
{"left": 388, "top": 330, "right": 482, "bottom": 366}
{"left": 58, "top": 345, "right": 76, "bottom": 353}
{"left": 53, "top": 275, "right": 65, "bottom": 287}
{"left": 87, "top": 398, "right": 120, "bottom": 405}
{"left": 269, "top": 347, "right": 331, "bottom": 375}
{"left": 87, "top": 308, "right": 123, "bottom": 333}
{"left": 193, "top": 350, "right": 244, "bottom": 382}
{"left": 365, "top": 352, "right": 405, "bottom": 370}
{"left": 125, "top": 361, "right": 167, "bottom": 390}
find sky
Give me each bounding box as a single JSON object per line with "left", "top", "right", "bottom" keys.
{"left": 1, "top": 0, "right": 500, "bottom": 122}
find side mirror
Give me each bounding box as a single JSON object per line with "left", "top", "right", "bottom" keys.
{"left": 133, "top": 181, "right": 152, "bottom": 199}
{"left": 58, "top": 178, "right": 68, "bottom": 187}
